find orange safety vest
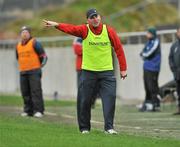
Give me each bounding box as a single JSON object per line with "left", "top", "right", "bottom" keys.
{"left": 16, "top": 38, "right": 41, "bottom": 72}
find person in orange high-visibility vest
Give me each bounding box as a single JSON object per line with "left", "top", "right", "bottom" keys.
{"left": 16, "top": 26, "right": 48, "bottom": 118}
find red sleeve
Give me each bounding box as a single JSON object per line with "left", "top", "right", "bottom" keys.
{"left": 107, "top": 25, "right": 127, "bottom": 71}
{"left": 56, "top": 23, "right": 88, "bottom": 39}
{"left": 73, "top": 44, "right": 82, "bottom": 56}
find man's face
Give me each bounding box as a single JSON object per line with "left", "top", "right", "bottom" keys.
{"left": 146, "top": 32, "right": 153, "bottom": 39}
{"left": 21, "top": 30, "right": 31, "bottom": 40}
{"left": 176, "top": 28, "right": 180, "bottom": 39}
{"left": 87, "top": 14, "right": 101, "bottom": 27}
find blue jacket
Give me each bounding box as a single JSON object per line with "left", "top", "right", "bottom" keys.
{"left": 141, "top": 38, "right": 161, "bottom": 72}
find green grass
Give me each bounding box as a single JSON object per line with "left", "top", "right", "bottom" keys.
{"left": 0, "top": 95, "right": 180, "bottom": 147}
{"left": 0, "top": 95, "right": 76, "bottom": 107}
{"left": 1, "top": 114, "right": 180, "bottom": 147}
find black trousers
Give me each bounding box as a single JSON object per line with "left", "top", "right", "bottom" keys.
{"left": 77, "top": 70, "right": 82, "bottom": 124}
{"left": 176, "top": 80, "right": 180, "bottom": 107}
{"left": 143, "top": 70, "right": 160, "bottom": 107}
{"left": 77, "top": 70, "right": 100, "bottom": 125}
{"left": 78, "top": 70, "right": 116, "bottom": 131}
{"left": 20, "top": 72, "right": 44, "bottom": 115}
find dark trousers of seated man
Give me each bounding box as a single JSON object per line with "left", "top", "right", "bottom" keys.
{"left": 176, "top": 80, "right": 180, "bottom": 108}
{"left": 143, "top": 70, "right": 160, "bottom": 109}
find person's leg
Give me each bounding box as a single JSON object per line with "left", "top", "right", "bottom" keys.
{"left": 176, "top": 80, "right": 180, "bottom": 112}
{"left": 149, "top": 71, "right": 160, "bottom": 110}
{"left": 29, "top": 72, "right": 44, "bottom": 114}
{"left": 77, "top": 70, "right": 82, "bottom": 126}
{"left": 78, "top": 70, "right": 97, "bottom": 132}
{"left": 77, "top": 70, "right": 82, "bottom": 87}
{"left": 20, "top": 74, "right": 33, "bottom": 116}
{"left": 140, "top": 70, "right": 152, "bottom": 111}
{"left": 151, "top": 72, "right": 160, "bottom": 109}
{"left": 91, "top": 82, "right": 99, "bottom": 108}
{"left": 99, "top": 71, "right": 116, "bottom": 131}
{"left": 143, "top": 70, "right": 151, "bottom": 103}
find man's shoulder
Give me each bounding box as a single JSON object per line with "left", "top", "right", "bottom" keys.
{"left": 32, "top": 38, "right": 42, "bottom": 46}
{"left": 105, "top": 24, "right": 115, "bottom": 31}
{"left": 79, "top": 24, "right": 88, "bottom": 28}
{"left": 171, "top": 40, "right": 179, "bottom": 48}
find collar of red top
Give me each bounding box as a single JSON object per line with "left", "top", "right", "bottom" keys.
{"left": 88, "top": 23, "right": 103, "bottom": 35}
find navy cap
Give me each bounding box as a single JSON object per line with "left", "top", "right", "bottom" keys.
{"left": 86, "top": 8, "right": 98, "bottom": 19}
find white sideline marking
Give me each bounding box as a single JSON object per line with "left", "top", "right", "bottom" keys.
{"left": 33, "top": 111, "right": 179, "bottom": 133}
{"left": 61, "top": 114, "right": 143, "bottom": 130}
{"left": 7, "top": 107, "right": 179, "bottom": 133}
{"left": 60, "top": 113, "right": 180, "bottom": 132}
{"left": 61, "top": 114, "right": 75, "bottom": 119}
{"left": 45, "top": 112, "right": 57, "bottom": 116}
{"left": 135, "top": 118, "right": 179, "bottom": 121}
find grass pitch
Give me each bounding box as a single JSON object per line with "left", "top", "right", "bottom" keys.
{"left": 0, "top": 95, "right": 180, "bottom": 147}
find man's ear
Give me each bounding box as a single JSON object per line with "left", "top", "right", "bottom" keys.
{"left": 87, "top": 19, "right": 91, "bottom": 25}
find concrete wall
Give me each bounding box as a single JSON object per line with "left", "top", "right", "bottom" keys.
{"left": 0, "top": 49, "right": 19, "bottom": 93}
{"left": 0, "top": 43, "right": 174, "bottom": 99}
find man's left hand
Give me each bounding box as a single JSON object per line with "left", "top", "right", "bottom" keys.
{"left": 120, "top": 71, "right": 127, "bottom": 80}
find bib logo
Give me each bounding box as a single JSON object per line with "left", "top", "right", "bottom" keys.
{"left": 89, "top": 42, "right": 109, "bottom": 46}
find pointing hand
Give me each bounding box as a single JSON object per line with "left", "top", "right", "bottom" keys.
{"left": 43, "top": 19, "right": 58, "bottom": 27}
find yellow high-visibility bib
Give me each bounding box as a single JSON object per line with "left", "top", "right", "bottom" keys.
{"left": 82, "top": 24, "right": 113, "bottom": 71}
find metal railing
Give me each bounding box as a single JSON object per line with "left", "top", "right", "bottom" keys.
{"left": 118, "top": 29, "right": 177, "bottom": 44}
{"left": 0, "top": 29, "right": 177, "bottom": 49}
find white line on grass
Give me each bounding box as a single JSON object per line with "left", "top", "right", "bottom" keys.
{"left": 16, "top": 109, "right": 178, "bottom": 133}
{"left": 45, "top": 112, "right": 58, "bottom": 116}
{"left": 60, "top": 113, "right": 180, "bottom": 133}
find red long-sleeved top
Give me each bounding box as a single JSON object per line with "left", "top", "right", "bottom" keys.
{"left": 56, "top": 23, "right": 127, "bottom": 71}
{"left": 73, "top": 38, "right": 82, "bottom": 70}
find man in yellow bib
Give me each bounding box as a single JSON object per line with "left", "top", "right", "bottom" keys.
{"left": 43, "top": 8, "right": 127, "bottom": 134}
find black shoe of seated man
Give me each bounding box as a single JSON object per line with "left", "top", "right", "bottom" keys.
{"left": 139, "top": 104, "right": 147, "bottom": 112}
{"left": 91, "top": 105, "right": 95, "bottom": 109}
{"left": 173, "top": 107, "right": 180, "bottom": 115}
{"left": 152, "top": 107, "right": 161, "bottom": 112}
{"left": 173, "top": 112, "right": 180, "bottom": 115}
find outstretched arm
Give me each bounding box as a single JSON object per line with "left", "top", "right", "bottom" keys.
{"left": 43, "top": 19, "right": 87, "bottom": 38}
{"left": 43, "top": 19, "right": 59, "bottom": 27}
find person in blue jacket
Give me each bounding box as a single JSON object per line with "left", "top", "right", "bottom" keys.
{"left": 139, "top": 27, "right": 161, "bottom": 112}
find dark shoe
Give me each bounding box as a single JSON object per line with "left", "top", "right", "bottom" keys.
{"left": 138, "top": 104, "right": 147, "bottom": 112}
{"left": 173, "top": 112, "right": 180, "bottom": 115}
{"left": 139, "top": 103, "right": 154, "bottom": 112}
{"left": 173, "top": 107, "right": 180, "bottom": 115}
{"left": 152, "top": 107, "right": 161, "bottom": 112}
{"left": 139, "top": 107, "right": 146, "bottom": 112}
